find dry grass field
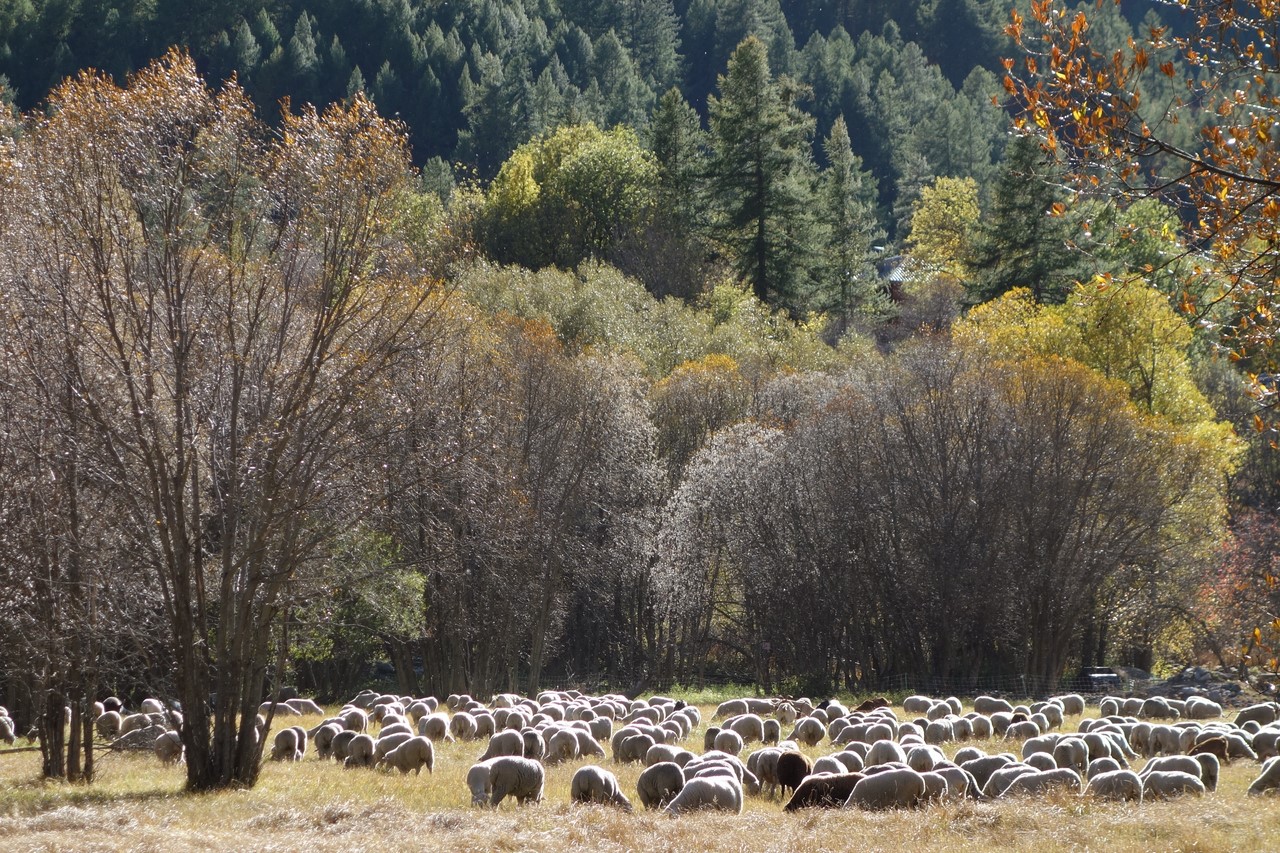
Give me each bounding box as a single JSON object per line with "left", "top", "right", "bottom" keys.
{"left": 1, "top": 701, "right": 1279, "bottom": 852}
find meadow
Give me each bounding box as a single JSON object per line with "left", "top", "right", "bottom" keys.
{"left": 1, "top": 698, "right": 1279, "bottom": 852}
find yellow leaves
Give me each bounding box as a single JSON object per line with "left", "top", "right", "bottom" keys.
{"left": 1161, "top": 61, "right": 1176, "bottom": 78}
{"left": 1256, "top": 413, "right": 1268, "bottom": 433}
{"left": 1050, "top": 201, "right": 1066, "bottom": 217}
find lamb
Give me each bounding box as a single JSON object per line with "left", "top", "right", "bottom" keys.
{"left": 343, "top": 733, "right": 376, "bottom": 768}
{"left": 1084, "top": 769, "right": 1143, "bottom": 802}
{"left": 847, "top": 767, "right": 926, "bottom": 810}
{"left": 467, "top": 756, "right": 545, "bottom": 807}
{"left": 545, "top": 728, "right": 581, "bottom": 765}
{"left": 154, "top": 731, "right": 183, "bottom": 765}
{"left": 569, "top": 765, "right": 633, "bottom": 811}
{"left": 637, "top": 761, "right": 686, "bottom": 809}
{"left": 378, "top": 735, "right": 434, "bottom": 775}
{"left": 1247, "top": 756, "right": 1280, "bottom": 795}
{"left": 271, "top": 726, "right": 305, "bottom": 761}
{"left": 1142, "top": 770, "right": 1206, "bottom": 799}
{"left": 662, "top": 776, "right": 744, "bottom": 815}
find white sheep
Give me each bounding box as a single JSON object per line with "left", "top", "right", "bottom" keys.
{"left": 1024, "top": 752, "right": 1058, "bottom": 772}
{"left": 95, "top": 711, "right": 122, "bottom": 740}
{"left": 713, "top": 728, "right": 744, "bottom": 757}
{"left": 961, "top": 754, "right": 1015, "bottom": 789}
{"left": 572, "top": 729, "right": 606, "bottom": 758}
{"left": 330, "top": 730, "right": 357, "bottom": 761}
{"left": 615, "top": 732, "right": 655, "bottom": 764}
{"left": 1052, "top": 694, "right": 1086, "bottom": 716}
{"left": 154, "top": 731, "right": 183, "bottom": 765}
{"left": 374, "top": 732, "right": 413, "bottom": 762}
{"left": 982, "top": 764, "right": 1039, "bottom": 798}
{"left": 1001, "top": 768, "right": 1081, "bottom": 797}
{"left": 847, "top": 767, "right": 926, "bottom": 810}
{"left": 343, "top": 733, "right": 376, "bottom": 768}
{"left": 1084, "top": 769, "right": 1143, "bottom": 801}
{"left": 522, "top": 728, "right": 546, "bottom": 761}
{"left": 479, "top": 730, "right": 525, "bottom": 762}
{"left": 271, "top": 726, "right": 305, "bottom": 761}
{"left": 974, "top": 696, "right": 1014, "bottom": 715}
{"left": 545, "top": 728, "right": 581, "bottom": 765}
{"left": 314, "top": 722, "right": 343, "bottom": 759}
{"left": 1247, "top": 756, "right": 1280, "bottom": 795}
{"left": 449, "top": 711, "right": 479, "bottom": 741}
{"left": 866, "top": 739, "right": 907, "bottom": 767}
{"left": 570, "top": 765, "right": 632, "bottom": 810}
{"left": 1234, "top": 702, "right": 1279, "bottom": 728}
{"left": 467, "top": 756, "right": 545, "bottom": 807}
{"left": 378, "top": 735, "right": 434, "bottom": 775}
{"left": 1142, "top": 770, "right": 1206, "bottom": 799}
{"left": 725, "top": 713, "right": 765, "bottom": 744}
{"left": 286, "top": 698, "right": 325, "bottom": 716}
{"left": 662, "top": 775, "right": 743, "bottom": 815}
{"left": 1052, "top": 737, "right": 1089, "bottom": 777}
{"left": 637, "top": 761, "right": 686, "bottom": 809}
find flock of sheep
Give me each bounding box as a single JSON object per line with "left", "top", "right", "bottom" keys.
{"left": 76, "top": 688, "right": 1280, "bottom": 813}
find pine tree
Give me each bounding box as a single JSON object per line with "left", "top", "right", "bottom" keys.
{"left": 707, "top": 36, "right": 817, "bottom": 310}
{"left": 815, "top": 116, "right": 885, "bottom": 322}
{"left": 967, "top": 135, "right": 1083, "bottom": 305}
{"left": 649, "top": 87, "right": 706, "bottom": 229}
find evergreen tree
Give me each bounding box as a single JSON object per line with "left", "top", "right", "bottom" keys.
{"left": 707, "top": 36, "right": 817, "bottom": 310}
{"left": 815, "top": 116, "right": 885, "bottom": 322}
{"left": 967, "top": 136, "right": 1083, "bottom": 305}
{"left": 649, "top": 87, "right": 706, "bottom": 229}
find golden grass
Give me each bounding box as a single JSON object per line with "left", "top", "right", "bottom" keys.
{"left": 1, "top": 705, "right": 1278, "bottom": 852}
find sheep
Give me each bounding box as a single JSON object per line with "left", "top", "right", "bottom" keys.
{"left": 374, "top": 732, "right": 413, "bottom": 762}
{"left": 331, "top": 730, "right": 358, "bottom": 761}
{"left": 1001, "top": 768, "right": 1081, "bottom": 797}
{"left": 118, "top": 713, "right": 152, "bottom": 737}
{"left": 343, "top": 733, "right": 376, "bottom": 769}
{"left": 1024, "top": 752, "right": 1058, "bottom": 772}
{"left": 813, "top": 755, "right": 849, "bottom": 776}
{"left": 747, "top": 748, "right": 783, "bottom": 797}
{"left": 762, "top": 719, "right": 781, "bottom": 745}
{"left": 847, "top": 767, "right": 926, "bottom": 810}
{"left": 1052, "top": 737, "right": 1089, "bottom": 777}
{"left": 378, "top": 722, "right": 412, "bottom": 739}
{"left": 1234, "top": 702, "right": 1280, "bottom": 728}
{"left": 340, "top": 708, "right": 368, "bottom": 733}
{"left": 637, "top": 761, "right": 686, "bottom": 809}
{"left": 1183, "top": 697, "right": 1223, "bottom": 720}
{"left": 286, "top": 698, "right": 325, "bottom": 716}
{"left": 1193, "top": 752, "right": 1220, "bottom": 791}
{"left": 522, "top": 728, "right": 546, "bottom": 761}
{"left": 261, "top": 700, "right": 302, "bottom": 717}
{"left": 776, "top": 750, "right": 813, "bottom": 797}
{"left": 713, "top": 729, "right": 744, "bottom": 757}
{"left": 663, "top": 776, "right": 744, "bottom": 815}
{"left": 314, "top": 722, "right": 343, "bottom": 759}
{"left": 378, "top": 735, "right": 434, "bottom": 775}
{"left": 784, "top": 771, "right": 865, "bottom": 811}
{"left": 271, "top": 727, "right": 305, "bottom": 761}
{"left": 924, "top": 720, "right": 953, "bottom": 745}
{"left": 587, "top": 716, "right": 612, "bottom": 744}
{"left": 725, "top": 713, "right": 766, "bottom": 744}
{"left": 714, "top": 699, "right": 750, "bottom": 719}
{"left": 102, "top": 697, "right": 123, "bottom": 714}
{"left": 140, "top": 698, "right": 165, "bottom": 715}
{"left": 154, "top": 731, "right": 183, "bottom": 765}
{"left": 1052, "top": 694, "right": 1086, "bottom": 716}
{"left": 1085, "top": 769, "right": 1143, "bottom": 802}
{"left": 833, "top": 750, "right": 866, "bottom": 773}
{"left": 774, "top": 703, "right": 799, "bottom": 725}
{"left": 479, "top": 730, "right": 525, "bottom": 762}
{"left": 474, "top": 712, "right": 496, "bottom": 739}
{"left": 1253, "top": 728, "right": 1280, "bottom": 761}
{"left": 903, "top": 696, "right": 933, "bottom": 714}
{"left": 931, "top": 763, "right": 977, "bottom": 800}
{"left": 467, "top": 756, "right": 545, "bottom": 807}
{"left": 545, "top": 728, "right": 581, "bottom": 765}
{"left": 866, "top": 739, "right": 907, "bottom": 767}
{"left": 1087, "top": 757, "right": 1122, "bottom": 779}
{"left": 1005, "top": 720, "right": 1041, "bottom": 741}
{"left": 572, "top": 729, "right": 606, "bottom": 759}
{"left": 1143, "top": 769, "right": 1206, "bottom": 799}
{"left": 702, "top": 726, "right": 721, "bottom": 752}
{"left": 1189, "top": 735, "right": 1229, "bottom": 762}
{"left": 449, "top": 712, "right": 479, "bottom": 741}
{"left": 95, "top": 711, "right": 122, "bottom": 740}
{"left": 974, "top": 696, "right": 1014, "bottom": 715}
{"left": 982, "top": 764, "right": 1039, "bottom": 798}
{"left": 569, "top": 765, "right": 632, "bottom": 811}
{"left": 1247, "top": 756, "right": 1280, "bottom": 795}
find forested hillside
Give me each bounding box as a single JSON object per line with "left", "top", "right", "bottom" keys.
{"left": 3, "top": 0, "right": 1279, "bottom": 788}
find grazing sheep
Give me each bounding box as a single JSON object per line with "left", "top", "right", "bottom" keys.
{"left": 449, "top": 712, "right": 479, "bottom": 741}
{"left": 1252, "top": 729, "right": 1280, "bottom": 761}
{"left": 784, "top": 772, "right": 865, "bottom": 811}
{"left": 725, "top": 714, "right": 766, "bottom": 744}
{"left": 1085, "top": 769, "right": 1143, "bottom": 802}
{"left": 572, "top": 729, "right": 606, "bottom": 758}
{"left": 522, "top": 728, "right": 546, "bottom": 761}
{"left": 663, "top": 776, "right": 744, "bottom": 815}
{"left": 340, "top": 708, "right": 368, "bottom": 733}
{"left": 786, "top": 717, "right": 826, "bottom": 748}
{"left": 1142, "top": 770, "right": 1206, "bottom": 799}
{"left": 1189, "top": 735, "right": 1229, "bottom": 762}
{"left": 813, "top": 755, "right": 849, "bottom": 776}
{"left": 1087, "top": 757, "right": 1122, "bottom": 779}
{"left": 847, "top": 767, "right": 926, "bottom": 810}
{"left": 1005, "top": 720, "right": 1041, "bottom": 741}
{"left": 314, "top": 722, "right": 343, "bottom": 759}
{"left": 702, "top": 726, "right": 721, "bottom": 752}
{"left": 286, "top": 698, "right": 325, "bottom": 716}
{"left": 474, "top": 712, "right": 496, "bottom": 739}
{"left": 866, "top": 739, "right": 907, "bottom": 767}
{"left": 931, "top": 763, "right": 977, "bottom": 800}
{"left": 570, "top": 765, "right": 632, "bottom": 811}
{"left": 1001, "top": 768, "right": 1081, "bottom": 797}
{"left": 545, "top": 728, "right": 581, "bottom": 765}
{"left": 416, "top": 713, "right": 450, "bottom": 741}
{"left": 587, "top": 717, "right": 612, "bottom": 744}
{"left": 637, "top": 761, "right": 686, "bottom": 809}
{"left": 154, "top": 731, "right": 183, "bottom": 765}
{"left": 271, "top": 727, "right": 305, "bottom": 761}
{"left": 378, "top": 722, "right": 412, "bottom": 739}
{"left": 1051, "top": 694, "right": 1086, "bottom": 716}
{"left": 1193, "top": 752, "right": 1220, "bottom": 792}
{"left": 615, "top": 733, "right": 655, "bottom": 764}
{"left": 343, "top": 734, "right": 376, "bottom": 769}
{"left": 1024, "top": 752, "right": 1058, "bottom": 772}
{"left": 1052, "top": 737, "right": 1089, "bottom": 777}
{"left": 1247, "top": 756, "right": 1280, "bottom": 796}
{"left": 975, "top": 696, "right": 1015, "bottom": 715}
{"left": 95, "top": 711, "right": 122, "bottom": 740}
{"left": 467, "top": 756, "right": 545, "bottom": 807}
{"left": 118, "top": 713, "right": 152, "bottom": 737}
{"left": 776, "top": 750, "right": 813, "bottom": 797}
{"left": 379, "top": 735, "right": 434, "bottom": 775}
{"left": 762, "top": 719, "right": 781, "bottom": 745}
{"left": 903, "top": 696, "right": 933, "bottom": 714}
{"left": 331, "top": 730, "right": 358, "bottom": 761}
{"left": 374, "top": 732, "right": 413, "bottom": 763}
{"left": 982, "top": 764, "right": 1039, "bottom": 798}
{"left": 713, "top": 729, "right": 744, "bottom": 757}
{"left": 479, "top": 730, "right": 525, "bottom": 762}
{"left": 1234, "top": 702, "right": 1280, "bottom": 728}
